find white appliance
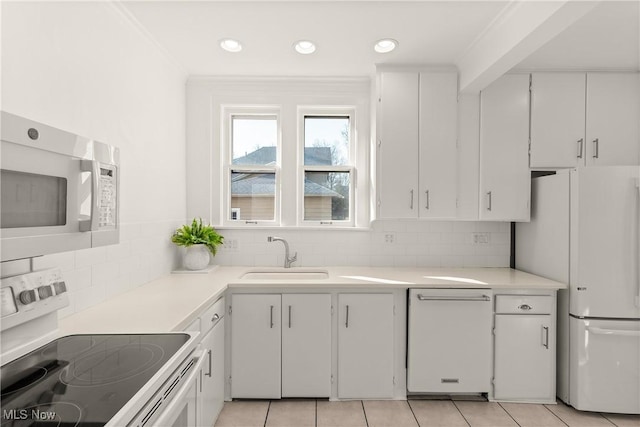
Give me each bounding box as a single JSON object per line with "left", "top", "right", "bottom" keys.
{"left": 1, "top": 111, "right": 119, "bottom": 262}
{"left": 407, "top": 289, "right": 493, "bottom": 395}
{"left": 1, "top": 268, "right": 202, "bottom": 426}
{"left": 516, "top": 167, "right": 640, "bottom": 414}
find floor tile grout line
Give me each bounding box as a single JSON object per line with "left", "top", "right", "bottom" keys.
{"left": 599, "top": 413, "right": 620, "bottom": 427}
{"left": 451, "top": 400, "right": 472, "bottom": 427}
{"left": 543, "top": 402, "right": 570, "bottom": 427}
{"left": 263, "top": 400, "right": 272, "bottom": 427}
{"left": 406, "top": 399, "right": 422, "bottom": 427}
{"left": 361, "top": 400, "right": 370, "bottom": 427}
{"left": 315, "top": 399, "right": 318, "bottom": 427}
{"left": 497, "top": 402, "right": 522, "bottom": 427}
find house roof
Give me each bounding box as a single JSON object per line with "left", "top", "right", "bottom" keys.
{"left": 231, "top": 173, "right": 343, "bottom": 198}
{"left": 233, "top": 146, "right": 333, "bottom": 166}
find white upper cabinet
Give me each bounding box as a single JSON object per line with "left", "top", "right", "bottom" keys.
{"left": 419, "top": 72, "right": 458, "bottom": 219}
{"left": 586, "top": 73, "right": 640, "bottom": 166}
{"left": 530, "top": 73, "right": 586, "bottom": 168}
{"left": 530, "top": 72, "right": 639, "bottom": 168}
{"left": 378, "top": 71, "right": 420, "bottom": 219}
{"left": 479, "top": 74, "right": 531, "bottom": 222}
{"left": 377, "top": 69, "right": 458, "bottom": 220}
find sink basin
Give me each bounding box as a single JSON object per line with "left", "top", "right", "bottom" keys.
{"left": 240, "top": 268, "right": 329, "bottom": 280}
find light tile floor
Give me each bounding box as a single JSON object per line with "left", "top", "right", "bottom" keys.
{"left": 214, "top": 399, "right": 640, "bottom": 427}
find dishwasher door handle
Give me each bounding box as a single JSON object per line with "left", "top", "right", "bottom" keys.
{"left": 416, "top": 294, "right": 491, "bottom": 302}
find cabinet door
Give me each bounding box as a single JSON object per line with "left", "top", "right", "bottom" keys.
{"left": 479, "top": 74, "right": 531, "bottom": 221}
{"left": 419, "top": 71, "right": 458, "bottom": 218}
{"left": 201, "top": 318, "right": 225, "bottom": 427}
{"left": 282, "top": 294, "right": 331, "bottom": 397}
{"left": 586, "top": 73, "right": 640, "bottom": 166}
{"left": 338, "top": 293, "right": 394, "bottom": 399}
{"left": 494, "top": 315, "right": 554, "bottom": 401}
{"left": 530, "top": 73, "right": 586, "bottom": 168}
{"left": 231, "top": 294, "right": 281, "bottom": 398}
{"left": 378, "top": 72, "right": 419, "bottom": 218}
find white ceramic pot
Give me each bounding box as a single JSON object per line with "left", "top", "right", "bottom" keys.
{"left": 184, "top": 244, "right": 211, "bottom": 270}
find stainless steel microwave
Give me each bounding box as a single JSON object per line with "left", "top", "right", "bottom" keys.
{"left": 1, "top": 112, "right": 119, "bottom": 262}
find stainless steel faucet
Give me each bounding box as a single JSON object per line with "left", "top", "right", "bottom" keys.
{"left": 267, "top": 236, "right": 297, "bottom": 268}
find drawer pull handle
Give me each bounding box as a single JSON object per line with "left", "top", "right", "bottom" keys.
{"left": 518, "top": 304, "right": 533, "bottom": 311}
{"left": 417, "top": 294, "right": 491, "bottom": 302}
{"left": 441, "top": 378, "right": 459, "bottom": 384}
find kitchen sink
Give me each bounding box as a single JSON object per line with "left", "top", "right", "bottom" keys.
{"left": 240, "top": 268, "right": 329, "bottom": 280}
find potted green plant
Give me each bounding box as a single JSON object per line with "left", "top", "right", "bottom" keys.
{"left": 171, "top": 218, "right": 224, "bottom": 270}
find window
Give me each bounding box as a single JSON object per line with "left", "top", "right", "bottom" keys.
{"left": 301, "top": 112, "right": 355, "bottom": 225}
{"left": 221, "top": 103, "right": 361, "bottom": 228}
{"left": 225, "top": 112, "right": 279, "bottom": 224}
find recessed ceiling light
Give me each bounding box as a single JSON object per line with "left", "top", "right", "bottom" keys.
{"left": 220, "top": 38, "right": 242, "bottom": 53}
{"left": 294, "top": 40, "right": 316, "bottom": 55}
{"left": 374, "top": 39, "right": 398, "bottom": 54}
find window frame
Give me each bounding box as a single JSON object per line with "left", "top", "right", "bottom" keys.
{"left": 297, "top": 107, "right": 357, "bottom": 227}
{"left": 221, "top": 107, "right": 281, "bottom": 227}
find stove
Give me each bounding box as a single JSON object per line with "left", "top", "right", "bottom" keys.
{"left": 1, "top": 334, "right": 190, "bottom": 426}
{"left": 1, "top": 269, "right": 200, "bottom": 427}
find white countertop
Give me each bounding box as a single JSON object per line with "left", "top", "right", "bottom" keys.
{"left": 59, "top": 266, "right": 566, "bottom": 335}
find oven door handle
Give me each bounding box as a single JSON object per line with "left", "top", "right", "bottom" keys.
{"left": 152, "top": 350, "right": 206, "bottom": 426}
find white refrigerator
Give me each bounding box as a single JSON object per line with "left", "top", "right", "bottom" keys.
{"left": 516, "top": 166, "right": 640, "bottom": 414}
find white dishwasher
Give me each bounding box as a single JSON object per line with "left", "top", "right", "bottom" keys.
{"left": 407, "top": 289, "right": 493, "bottom": 394}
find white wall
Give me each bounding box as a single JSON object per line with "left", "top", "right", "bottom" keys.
{"left": 1, "top": 2, "right": 187, "bottom": 317}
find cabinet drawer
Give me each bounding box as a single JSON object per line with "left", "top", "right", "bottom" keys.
{"left": 495, "top": 295, "right": 552, "bottom": 314}
{"left": 201, "top": 296, "right": 225, "bottom": 333}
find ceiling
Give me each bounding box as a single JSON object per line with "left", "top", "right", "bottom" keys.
{"left": 122, "top": 1, "right": 639, "bottom": 78}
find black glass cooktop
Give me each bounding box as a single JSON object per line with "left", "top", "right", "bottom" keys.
{"left": 1, "top": 334, "right": 190, "bottom": 426}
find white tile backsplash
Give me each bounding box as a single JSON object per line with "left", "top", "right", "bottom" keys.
{"left": 214, "top": 220, "right": 511, "bottom": 269}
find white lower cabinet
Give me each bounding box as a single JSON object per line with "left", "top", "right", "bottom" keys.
{"left": 201, "top": 317, "right": 225, "bottom": 427}
{"left": 282, "top": 294, "right": 332, "bottom": 397}
{"left": 231, "top": 293, "right": 331, "bottom": 399}
{"left": 181, "top": 296, "right": 226, "bottom": 427}
{"left": 493, "top": 294, "right": 556, "bottom": 403}
{"left": 338, "top": 293, "right": 395, "bottom": 399}
{"left": 231, "top": 294, "right": 281, "bottom": 398}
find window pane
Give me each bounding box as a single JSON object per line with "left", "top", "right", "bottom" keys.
{"left": 232, "top": 116, "right": 277, "bottom": 165}
{"left": 304, "top": 116, "right": 349, "bottom": 166}
{"left": 304, "top": 171, "right": 350, "bottom": 221}
{"left": 230, "top": 171, "right": 275, "bottom": 221}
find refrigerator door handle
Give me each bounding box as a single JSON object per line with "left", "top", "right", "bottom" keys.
{"left": 587, "top": 326, "right": 640, "bottom": 337}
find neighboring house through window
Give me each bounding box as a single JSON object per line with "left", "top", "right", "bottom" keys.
{"left": 227, "top": 113, "right": 279, "bottom": 224}
{"left": 301, "top": 113, "right": 354, "bottom": 225}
